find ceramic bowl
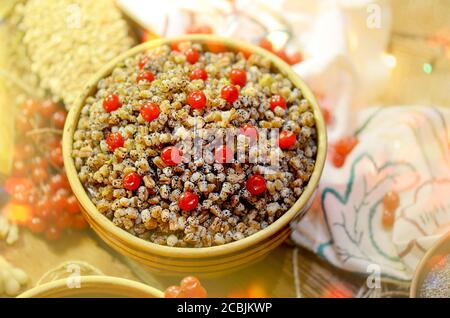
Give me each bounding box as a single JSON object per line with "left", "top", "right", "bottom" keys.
{"left": 18, "top": 276, "right": 164, "bottom": 298}
{"left": 63, "top": 34, "right": 327, "bottom": 276}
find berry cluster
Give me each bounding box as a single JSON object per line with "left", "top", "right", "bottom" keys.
{"left": 164, "top": 276, "right": 208, "bottom": 298}
{"left": 382, "top": 191, "right": 400, "bottom": 229}
{"left": 330, "top": 136, "right": 358, "bottom": 168}
{"left": 259, "top": 38, "right": 303, "bottom": 65}
{"left": 4, "top": 98, "right": 87, "bottom": 241}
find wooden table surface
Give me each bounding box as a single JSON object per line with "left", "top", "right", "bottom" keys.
{"left": 0, "top": 229, "right": 363, "bottom": 298}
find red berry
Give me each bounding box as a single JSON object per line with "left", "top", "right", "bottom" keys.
{"left": 140, "top": 102, "right": 160, "bottom": 122}
{"left": 16, "top": 117, "right": 32, "bottom": 133}
{"left": 221, "top": 85, "right": 239, "bottom": 104}
{"left": 323, "top": 287, "right": 353, "bottom": 298}
{"left": 171, "top": 41, "right": 180, "bottom": 52}
{"left": 275, "top": 49, "right": 290, "bottom": 63}
{"left": 71, "top": 214, "right": 88, "bottom": 230}
{"left": 39, "top": 100, "right": 58, "bottom": 118}
{"left": 214, "top": 145, "right": 233, "bottom": 163}
{"left": 187, "top": 90, "right": 207, "bottom": 109}
{"left": 383, "top": 191, "right": 400, "bottom": 212}
{"left": 189, "top": 68, "right": 208, "bottom": 81}
{"left": 382, "top": 208, "right": 395, "bottom": 229}
{"left": 29, "top": 217, "right": 47, "bottom": 233}
{"left": 36, "top": 198, "right": 52, "bottom": 218}
{"left": 288, "top": 51, "right": 303, "bottom": 65}
{"left": 246, "top": 174, "right": 266, "bottom": 195}
{"left": 259, "top": 38, "right": 273, "bottom": 51}
{"left": 269, "top": 95, "right": 286, "bottom": 111}
{"left": 207, "top": 41, "right": 226, "bottom": 53}
{"left": 106, "top": 132, "right": 124, "bottom": 151}
{"left": 138, "top": 56, "right": 149, "bottom": 69}
{"left": 331, "top": 152, "right": 346, "bottom": 168}
{"left": 52, "top": 190, "right": 68, "bottom": 211}
{"left": 45, "top": 226, "right": 62, "bottom": 241}
{"left": 186, "top": 24, "right": 213, "bottom": 34}
{"left": 56, "top": 213, "right": 73, "bottom": 230}
{"left": 12, "top": 160, "right": 27, "bottom": 177}
{"left": 4, "top": 177, "right": 33, "bottom": 193}
{"left": 239, "top": 124, "right": 258, "bottom": 142}
{"left": 32, "top": 167, "right": 48, "bottom": 183}
{"left": 178, "top": 191, "right": 199, "bottom": 211}
{"left": 321, "top": 107, "right": 332, "bottom": 124}
{"left": 165, "top": 286, "right": 185, "bottom": 298}
{"left": 37, "top": 209, "right": 55, "bottom": 221}
{"left": 334, "top": 136, "right": 358, "bottom": 156}
{"left": 103, "top": 94, "right": 121, "bottom": 113}
{"left": 14, "top": 142, "right": 35, "bottom": 160}
{"left": 66, "top": 195, "right": 80, "bottom": 214}
{"left": 22, "top": 99, "right": 39, "bottom": 113}
{"left": 278, "top": 130, "right": 297, "bottom": 149}
{"left": 161, "top": 146, "right": 182, "bottom": 166}
{"left": 123, "top": 172, "right": 141, "bottom": 191}
{"left": 52, "top": 110, "right": 67, "bottom": 129}
{"left": 230, "top": 69, "right": 247, "bottom": 87}
{"left": 47, "top": 136, "right": 62, "bottom": 149}
{"left": 185, "top": 47, "right": 200, "bottom": 64}
{"left": 5, "top": 177, "right": 33, "bottom": 203}
{"left": 32, "top": 157, "right": 47, "bottom": 170}
{"left": 180, "top": 276, "right": 201, "bottom": 288}
{"left": 49, "top": 174, "right": 69, "bottom": 191}
{"left": 136, "top": 71, "right": 155, "bottom": 84}
{"left": 50, "top": 146, "right": 64, "bottom": 166}
{"left": 180, "top": 276, "right": 208, "bottom": 298}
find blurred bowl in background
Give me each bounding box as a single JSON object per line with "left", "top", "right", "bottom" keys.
{"left": 18, "top": 276, "right": 164, "bottom": 298}
{"left": 410, "top": 232, "right": 450, "bottom": 298}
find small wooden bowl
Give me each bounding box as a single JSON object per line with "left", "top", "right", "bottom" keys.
{"left": 410, "top": 232, "right": 450, "bottom": 298}
{"left": 18, "top": 276, "right": 164, "bottom": 298}
{"left": 62, "top": 34, "right": 327, "bottom": 276}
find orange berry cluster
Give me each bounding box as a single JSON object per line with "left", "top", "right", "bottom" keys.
{"left": 4, "top": 98, "right": 87, "bottom": 241}
{"left": 382, "top": 191, "right": 400, "bottom": 229}
{"left": 259, "top": 38, "right": 303, "bottom": 65}
{"left": 164, "top": 276, "right": 208, "bottom": 298}
{"left": 330, "top": 136, "right": 358, "bottom": 168}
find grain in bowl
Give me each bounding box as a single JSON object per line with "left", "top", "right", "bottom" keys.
{"left": 71, "top": 40, "right": 318, "bottom": 248}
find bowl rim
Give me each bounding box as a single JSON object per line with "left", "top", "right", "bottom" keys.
{"left": 17, "top": 275, "right": 164, "bottom": 298}
{"left": 409, "top": 231, "right": 450, "bottom": 298}
{"left": 63, "top": 34, "right": 327, "bottom": 259}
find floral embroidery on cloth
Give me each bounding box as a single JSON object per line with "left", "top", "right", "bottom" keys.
{"left": 292, "top": 106, "right": 450, "bottom": 281}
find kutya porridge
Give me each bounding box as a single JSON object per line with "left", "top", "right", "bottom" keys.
{"left": 72, "top": 41, "right": 318, "bottom": 247}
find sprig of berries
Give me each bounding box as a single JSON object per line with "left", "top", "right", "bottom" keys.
{"left": 5, "top": 98, "right": 88, "bottom": 241}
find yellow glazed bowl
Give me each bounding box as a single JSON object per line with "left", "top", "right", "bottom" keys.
{"left": 18, "top": 276, "right": 164, "bottom": 298}
{"left": 63, "top": 34, "right": 327, "bottom": 276}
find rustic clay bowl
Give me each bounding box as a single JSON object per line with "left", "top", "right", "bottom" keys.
{"left": 63, "top": 34, "right": 327, "bottom": 276}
